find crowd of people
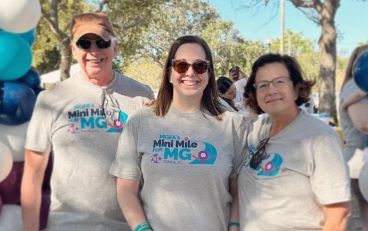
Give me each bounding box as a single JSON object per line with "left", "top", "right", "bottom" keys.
{"left": 19, "top": 11, "right": 368, "bottom": 231}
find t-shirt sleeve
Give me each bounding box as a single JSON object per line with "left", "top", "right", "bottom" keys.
{"left": 110, "top": 111, "right": 142, "bottom": 180}
{"left": 231, "top": 115, "right": 249, "bottom": 177}
{"left": 145, "top": 85, "right": 155, "bottom": 100}
{"left": 25, "top": 92, "right": 53, "bottom": 154}
{"left": 310, "top": 133, "right": 351, "bottom": 204}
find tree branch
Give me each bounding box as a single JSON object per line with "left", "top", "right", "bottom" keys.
{"left": 41, "top": 0, "right": 68, "bottom": 41}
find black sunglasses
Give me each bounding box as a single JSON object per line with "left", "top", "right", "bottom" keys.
{"left": 76, "top": 38, "right": 112, "bottom": 50}
{"left": 249, "top": 137, "right": 270, "bottom": 169}
{"left": 172, "top": 59, "right": 210, "bottom": 74}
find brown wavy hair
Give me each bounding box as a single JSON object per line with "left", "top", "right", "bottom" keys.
{"left": 153, "top": 35, "right": 223, "bottom": 117}
{"left": 244, "top": 53, "right": 315, "bottom": 114}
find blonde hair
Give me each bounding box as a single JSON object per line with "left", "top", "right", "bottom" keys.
{"left": 341, "top": 44, "right": 368, "bottom": 89}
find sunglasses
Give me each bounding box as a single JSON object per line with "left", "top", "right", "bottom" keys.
{"left": 76, "top": 38, "right": 112, "bottom": 50}
{"left": 172, "top": 59, "right": 210, "bottom": 74}
{"left": 249, "top": 137, "right": 270, "bottom": 169}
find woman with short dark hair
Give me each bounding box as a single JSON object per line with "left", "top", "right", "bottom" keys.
{"left": 238, "top": 53, "right": 351, "bottom": 231}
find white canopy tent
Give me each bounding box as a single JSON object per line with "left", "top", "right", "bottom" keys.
{"left": 40, "top": 64, "right": 80, "bottom": 88}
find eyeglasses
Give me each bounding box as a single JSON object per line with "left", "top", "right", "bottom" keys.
{"left": 172, "top": 59, "right": 210, "bottom": 74}
{"left": 249, "top": 137, "right": 270, "bottom": 169}
{"left": 76, "top": 37, "right": 112, "bottom": 50}
{"left": 253, "top": 76, "right": 290, "bottom": 93}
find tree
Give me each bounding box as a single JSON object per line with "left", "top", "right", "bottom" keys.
{"left": 35, "top": 0, "right": 167, "bottom": 80}
{"left": 239, "top": 0, "right": 341, "bottom": 120}
{"left": 289, "top": 0, "right": 339, "bottom": 121}
{"left": 35, "top": 0, "right": 90, "bottom": 79}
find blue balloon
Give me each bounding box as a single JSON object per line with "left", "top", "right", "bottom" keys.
{"left": 18, "top": 69, "right": 41, "bottom": 89}
{"left": 0, "top": 31, "right": 32, "bottom": 81}
{"left": 354, "top": 49, "right": 368, "bottom": 93}
{"left": 0, "top": 82, "right": 36, "bottom": 125}
{"left": 19, "top": 28, "right": 36, "bottom": 46}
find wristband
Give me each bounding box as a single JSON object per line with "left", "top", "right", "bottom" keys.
{"left": 228, "top": 221, "right": 240, "bottom": 230}
{"left": 134, "top": 222, "right": 153, "bottom": 231}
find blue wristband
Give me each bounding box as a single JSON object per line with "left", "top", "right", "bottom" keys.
{"left": 134, "top": 222, "right": 153, "bottom": 231}
{"left": 228, "top": 221, "right": 240, "bottom": 230}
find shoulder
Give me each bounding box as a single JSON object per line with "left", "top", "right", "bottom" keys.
{"left": 128, "top": 106, "right": 155, "bottom": 123}
{"left": 222, "top": 111, "right": 249, "bottom": 130}
{"left": 115, "top": 72, "right": 154, "bottom": 99}
{"left": 36, "top": 77, "right": 77, "bottom": 102}
{"left": 298, "top": 112, "right": 339, "bottom": 140}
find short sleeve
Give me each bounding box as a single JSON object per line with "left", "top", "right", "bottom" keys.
{"left": 310, "top": 133, "right": 351, "bottom": 204}
{"left": 110, "top": 111, "right": 142, "bottom": 181}
{"left": 25, "top": 92, "right": 53, "bottom": 154}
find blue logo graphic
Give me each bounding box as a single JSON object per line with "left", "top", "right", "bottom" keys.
{"left": 190, "top": 141, "right": 217, "bottom": 165}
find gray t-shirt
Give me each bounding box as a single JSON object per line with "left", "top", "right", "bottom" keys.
{"left": 110, "top": 107, "right": 248, "bottom": 231}
{"left": 25, "top": 72, "right": 154, "bottom": 231}
{"left": 238, "top": 110, "right": 350, "bottom": 231}
{"left": 339, "top": 79, "right": 368, "bottom": 178}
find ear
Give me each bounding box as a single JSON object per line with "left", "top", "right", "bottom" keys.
{"left": 113, "top": 40, "right": 119, "bottom": 57}
{"left": 70, "top": 42, "right": 77, "bottom": 60}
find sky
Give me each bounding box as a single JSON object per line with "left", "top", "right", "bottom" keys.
{"left": 207, "top": 0, "right": 367, "bottom": 57}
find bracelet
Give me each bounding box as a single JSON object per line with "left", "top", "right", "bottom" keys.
{"left": 134, "top": 222, "right": 153, "bottom": 231}
{"left": 228, "top": 221, "right": 240, "bottom": 230}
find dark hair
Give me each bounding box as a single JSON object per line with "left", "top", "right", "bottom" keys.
{"left": 154, "top": 35, "right": 224, "bottom": 117}
{"left": 341, "top": 44, "right": 368, "bottom": 90}
{"left": 216, "top": 76, "right": 238, "bottom": 111}
{"left": 244, "top": 53, "right": 315, "bottom": 114}
{"left": 216, "top": 76, "right": 233, "bottom": 94}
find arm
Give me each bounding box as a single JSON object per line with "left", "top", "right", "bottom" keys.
{"left": 341, "top": 90, "right": 367, "bottom": 110}
{"left": 229, "top": 177, "right": 240, "bottom": 231}
{"left": 116, "top": 177, "right": 149, "bottom": 230}
{"left": 21, "top": 149, "right": 50, "bottom": 231}
{"left": 322, "top": 202, "right": 351, "bottom": 231}
{"left": 347, "top": 103, "right": 368, "bottom": 133}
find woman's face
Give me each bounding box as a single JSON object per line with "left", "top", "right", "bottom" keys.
{"left": 254, "top": 62, "right": 298, "bottom": 116}
{"left": 221, "top": 84, "right": 237, "bottom": 100}
{"left": 170, "top": 43, "right": 209, "bottom": 101}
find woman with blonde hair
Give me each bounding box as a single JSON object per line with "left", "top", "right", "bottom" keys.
{"left": 339, "top": 44, "right": 368, "bottom": 229}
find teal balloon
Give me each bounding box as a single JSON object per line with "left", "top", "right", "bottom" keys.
{"left": 19, "top": 28, "right": 36, "bottom": 46}
{"left": 0, "top": 31, "right": 32, "bottom": 81}
{"left": 354, "top": 49, "right": 368, "bottom": 93}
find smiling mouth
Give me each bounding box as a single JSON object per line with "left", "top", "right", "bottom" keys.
{"left": 87, "top": 58, "right": 104, "bottom": 64}
{"left": 181, "top": 79, "right": 200, "bottom": 86}
{"left": 266, "top": 98, "right": 282, "bottom": 103}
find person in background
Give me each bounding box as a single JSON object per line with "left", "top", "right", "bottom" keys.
{"left": 110, "top": 35, "right": 247, "bottom": 231}
{"left": 21, "top": 12, "right": 154, "bottom": 231}
{"left": 217, "top": 76, "right": 238, "bottom": 112}
{"left": 339, "top": 44, "right": 368, "bottom": 230}
{"left": 239, "top": 53, "right": 351, "bottom": 231}
{"left": 229, "top": 66, "right": 248, "bottom": 112}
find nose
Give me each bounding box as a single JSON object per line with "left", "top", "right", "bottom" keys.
{"left": 266, "top": 82, "right": 278, "bottom": 95}
{"left": 185, "top": 65, "right": 196, "bottom": 76}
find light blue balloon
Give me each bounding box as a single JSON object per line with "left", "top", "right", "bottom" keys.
{"left": 19, "top": 28, "right": 36, "bottom": 46}
{"left": 0, "top": 31, "right": 32, "bottom": 81}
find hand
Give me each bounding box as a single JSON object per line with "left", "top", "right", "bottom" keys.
{"left": 143, "top": 99, "right": 155, "bottom": 106}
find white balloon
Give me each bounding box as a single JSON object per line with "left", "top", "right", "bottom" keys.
{"left": 0, "top": 205, "right": 23, "bottom": 231}
{"left": 0, "top": 0, "right": 41, "bottom": 33}
{"left": 359, "top": 162, "right": 368, "bottom": 202}
{"left": 0, "top": 122, "right": 29, "bottom": 162}
{"left": 0, "top": 142, "right": 13, "bottom": 182}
